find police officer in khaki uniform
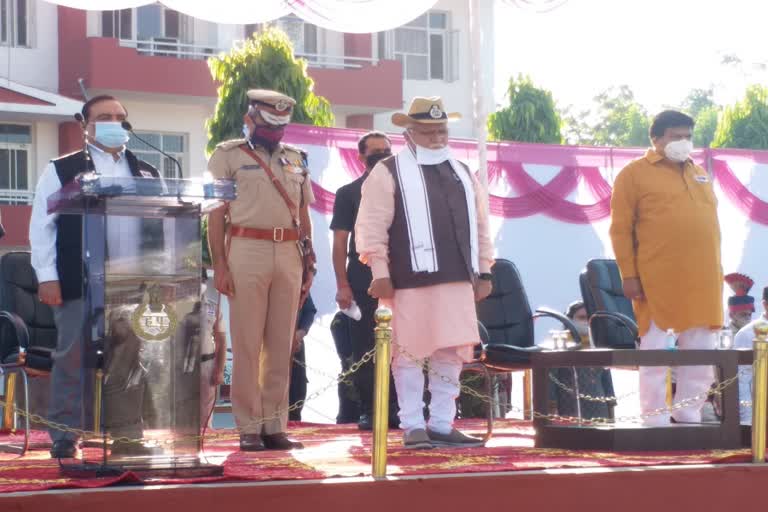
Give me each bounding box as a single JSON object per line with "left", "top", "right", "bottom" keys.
{"left": 207, "top": 89, "right": 315, "bottom": 451}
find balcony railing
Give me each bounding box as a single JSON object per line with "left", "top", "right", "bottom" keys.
{"left": 118, "top": 38, "right": 221, "bottom": 60}
{"left": 116, "top": 38, "right": 379, "bottom": 69}
{"left": 0, "top": 189, "right": 33, "bottom": 205}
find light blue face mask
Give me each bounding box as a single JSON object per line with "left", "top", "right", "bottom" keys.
{"left": 94, "top": 121, "right": 130, "bottom": 148}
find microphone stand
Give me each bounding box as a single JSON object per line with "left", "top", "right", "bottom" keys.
{"left": 121, "top": 121, "right": 187, "bottom": 203}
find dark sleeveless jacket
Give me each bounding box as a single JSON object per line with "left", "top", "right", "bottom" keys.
{"left": 52, "top": 150, "right": 160, "bottom": 301}
{"left": 381, "top": 155, "right": 474, "bottom": 290}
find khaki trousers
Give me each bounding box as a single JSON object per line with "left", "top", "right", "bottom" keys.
{"left": 228, "top": 237, "right": 302, "bottom": 434}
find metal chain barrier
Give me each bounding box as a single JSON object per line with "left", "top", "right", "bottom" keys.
{"left": 548, "top": 372, "right": 636, "bottom": 403}
{"left": 0, "top": 346, "right": 377, "bottom": 447}
{"left": 391, "top": 341, "right": 741, "bottom": 425}
{"left": 0, "top": 343, "right": 747, "bottom": 442}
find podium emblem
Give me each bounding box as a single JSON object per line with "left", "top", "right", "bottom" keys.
{"left": 131, "top": 284, "right": 178, "bottom": 341}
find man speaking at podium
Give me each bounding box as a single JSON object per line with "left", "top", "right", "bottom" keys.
{"left": 29, "top": 95, "right": 161, "bottom": 459}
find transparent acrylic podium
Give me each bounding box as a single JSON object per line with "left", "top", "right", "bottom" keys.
{"left": 48, "top": 174, "right": 235, "bottom": 476}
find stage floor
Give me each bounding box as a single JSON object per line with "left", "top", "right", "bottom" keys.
{"left": 0, "top": 418, "right": 756, "bottom": 494}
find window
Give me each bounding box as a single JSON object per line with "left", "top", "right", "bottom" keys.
{"left": 386, "top": 11, "right": 452, "bottom": 81}
{"left": 0, "top": 124, "right": 31, "bottom": 204}
{"left": 101, "top": 9, "right": 132, "bottom": 39}
{"left": 102, "top": 5, "right": 190, "bottom": 43}
{"left": 276, "top": 15, "right": 318, "bottom": 56}
{"left": 127, "top": 132, "right": 185, "bottom": 179}
{"left": 0, "top": 0, "right": 29, "bottom": 48}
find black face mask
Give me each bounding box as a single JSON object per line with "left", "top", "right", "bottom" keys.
{"left": 365, "top": 150, "right": 392, "bottom": 170}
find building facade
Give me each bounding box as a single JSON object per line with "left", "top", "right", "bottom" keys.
{"left": 0, "top": 0, "right": 495, "bottom": 249}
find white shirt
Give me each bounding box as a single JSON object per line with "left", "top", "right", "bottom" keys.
{"left": 734, "top": 314, "right": 768, "bottom": 425}
{"left": 29, "top": 145, "right": 132, "bottom": 283}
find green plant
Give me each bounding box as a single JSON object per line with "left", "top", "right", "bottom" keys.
{"left": 487, "top": 74, "right": 562, "bottom": 143}
{"left": 712, "top": 85, "right": 768, "bottom": 149}
{"left": 206, "top": 27, "right": 334, "bottom": 154}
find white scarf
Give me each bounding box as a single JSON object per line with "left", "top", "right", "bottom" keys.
{"left": 394, "top": 145, "right": 479, "bottom": 274}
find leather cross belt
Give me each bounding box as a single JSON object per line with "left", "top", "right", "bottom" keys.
{"left": 230, "top": 225, "right": 299, "bottom": 242}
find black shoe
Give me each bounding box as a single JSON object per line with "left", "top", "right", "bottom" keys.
{"left": 358, "top": 414, "right": 373, "bottom": 431}
{"left": 239, "top": 434, "right": 266, "bottom": 452}
{"left": 50, "top": 439, "right": 78, "bottom": 459}
{"left": 262, "top": 432, "right": 303, "bottom": 450}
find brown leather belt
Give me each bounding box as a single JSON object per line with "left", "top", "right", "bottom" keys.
{"left": 230, "top": 225, "right": 299, "bottom": 242}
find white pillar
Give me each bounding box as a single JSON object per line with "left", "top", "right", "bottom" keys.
{"left": 469, "top": 0, "right": 489, "bottom": 187}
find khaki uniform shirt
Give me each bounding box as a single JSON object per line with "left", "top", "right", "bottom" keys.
{"left": 207, "top": 139, "right": 314, "bottom": 229}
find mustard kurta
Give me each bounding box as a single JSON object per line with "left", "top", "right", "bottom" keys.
{"left": 609, "top": 149, "right": 723, "bottom": 336}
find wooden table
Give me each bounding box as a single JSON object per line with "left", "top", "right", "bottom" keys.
{"left": 529, "top": 348, "right": 753, "bottom": 451}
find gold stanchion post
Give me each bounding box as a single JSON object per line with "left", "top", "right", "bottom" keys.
{"left": 93, "top": 369, "right": 104, "bottom": 434}
{"left": 522, "top": 370, "right": 532, "bottom": 420}
{"left": 752, "top": 322, "right": 768, "bottom": 463}
{"left": 2, "top": 373, "right": 17, "bottom": 431}
{"left": 372, "top": 307, "right": 393, "bottom": 479}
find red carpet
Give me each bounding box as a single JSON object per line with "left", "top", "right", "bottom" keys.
{"left": 0, "top": 419, "right": 752, "bottom": 494}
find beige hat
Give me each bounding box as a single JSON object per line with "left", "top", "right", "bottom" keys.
{"left": 392, "top": 96, "right": 461, "bottom": 127}
{"left": 246, "top": 89, "right": 296, "bottom": 112}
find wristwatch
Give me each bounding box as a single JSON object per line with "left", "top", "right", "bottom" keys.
{"left": 478, "top": 273, "right": 493, "bottom": 281}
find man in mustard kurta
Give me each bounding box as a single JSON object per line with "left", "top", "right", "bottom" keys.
{"left": 610, "top": 110, "right": 723, "bottom": 426}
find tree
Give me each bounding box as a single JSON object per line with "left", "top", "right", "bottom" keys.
{"left": 712, "top": 85, "right": 768, "bottom": 149}
{"left": 487, "top": 74, "right": 562, "bottom": 144}
{"left": 680, "top": 88, "right": 720, "bottom": 147}
{"left": 588, "top": 86, "right": 650, "bottom": 147}
{"left": 693, "top": 105, "right": 719, "bottom": 148}
{"left": 682, "top": 88, "right": 716, "bottom": 118}
{"left": 206, "top": 27, "right": 334, "bottom": 153}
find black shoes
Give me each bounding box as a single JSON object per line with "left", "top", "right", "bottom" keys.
{"left": 358, "top": 413, "right": 401, "bottom": 431}
{"left": 240, "top": 433, "right": 303, "bottom": 451}
{"left": 50, "top": 439, "right": 78, "bottom": 459}
{"left": 262, "top": 432, "right": 304, "bottom": 450}
{"left": 239, "top": 434, "right": 266, "bottom": 452}
{"left": 358, "top": 414, "right": 373, "bottom": 431}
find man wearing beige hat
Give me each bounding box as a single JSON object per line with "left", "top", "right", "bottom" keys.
{"left": 207, "top": 89, "right": 315, "bottom": 451}
{"left": 356, "top": 97, "right": 495, "bottom": 449}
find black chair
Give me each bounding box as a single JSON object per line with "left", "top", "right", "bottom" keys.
{"left": 0, "top": 251, "right": 56, "bottom": 454}
{"left": 579, "top": 258, "right": 638, "bottom": 349}
{"left": 464, "top": 258, "right": 580, "bottom": 442}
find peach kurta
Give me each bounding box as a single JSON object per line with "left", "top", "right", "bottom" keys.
{"left": 609, "top": 149, "right": 723, "bottom": 336}
{"left": 355, "top": 161, "right": 494, "bottom": 361}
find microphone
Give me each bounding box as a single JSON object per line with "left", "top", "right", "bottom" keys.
{"left": 121, "top": 121, "right": 184, "bottom": 180}
{"left": 73, "top": 112, "right": 94, "bottom": 173}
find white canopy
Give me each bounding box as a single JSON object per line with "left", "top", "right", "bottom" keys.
{"left": 43, "top": 0, "right": 439, "bottom": 33}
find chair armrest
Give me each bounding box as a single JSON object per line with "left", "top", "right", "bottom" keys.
{"left": 0, "top": 311, "right": 31, "bottom": 365}
{"left": 589, "top": 310, "right": 639, "bottom": 344}
{"left": 533, "top": 306, "right": 581, "bottom": 343}
{"left": 0, "top": 311, "right": 30, "bottom": 349}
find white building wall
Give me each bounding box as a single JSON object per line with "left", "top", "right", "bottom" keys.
{"left": 323, "top": 28, "right": 345, "bottom": 57}
{"left": 119, "top": 98, "right": 215, "bottom": 179}
{"left": 31, "top": 120, "right": 59, "bottom": 183}
{"left": 0, "top": 0, "right": 60, "bottom": 93}
{"left": 372, "top": 0, "right": 495, "bottom": 140}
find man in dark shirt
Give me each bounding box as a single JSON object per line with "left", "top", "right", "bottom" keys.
{"left": 289, "top": 294, "right": 316, "bottom": 421}
{"left": 330, "top": 131, "right": 398, "bottom": 430}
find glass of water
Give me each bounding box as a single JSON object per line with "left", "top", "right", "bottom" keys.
{"left": 718, "top": 329, "right": 733, "bottom": 350}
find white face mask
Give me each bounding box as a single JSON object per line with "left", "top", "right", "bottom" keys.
{"left": 574, "top": 320, "right": 589, "bottom": 337}
{"left": 415, "top": 144, "right": 451, "bottom": 165}
{"left": 663, "top": 139, "right": 694, "bottom": 162}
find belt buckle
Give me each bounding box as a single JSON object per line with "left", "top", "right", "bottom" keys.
{"left": 273, "top": 227, "right": 284, "bottom": 242}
